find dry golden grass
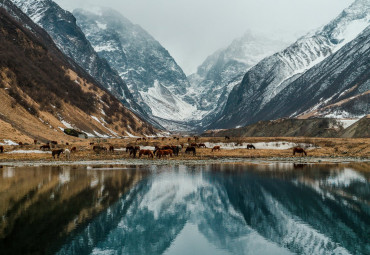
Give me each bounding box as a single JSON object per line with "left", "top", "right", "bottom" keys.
{"left": 0, "top": 137, "right": 369, "bottom": 164}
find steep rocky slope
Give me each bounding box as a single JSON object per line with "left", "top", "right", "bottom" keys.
{"left": 10, "top": 0, "right": 151, "bottom": 123}
{"left": 202, "top": 117, "right": 369, "bottom": 138}
{"left": 210, "top": 0, "right": 369, "bottom": 129}
{"left": 0, "top": 1, "right": 156, "bottom": 143}
{"left": 187, "top": 32, "right": 288, "bottom": 122}
{"left": 73, "top": 8, "right": 201, "bottom": 128}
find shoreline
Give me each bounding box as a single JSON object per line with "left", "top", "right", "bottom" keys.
{"left": 0, "top": 156, "right": 369, "bottom": 167}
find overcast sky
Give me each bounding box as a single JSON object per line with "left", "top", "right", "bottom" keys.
{"left": 55, "top": 0, "right": 354, "bottom": 75}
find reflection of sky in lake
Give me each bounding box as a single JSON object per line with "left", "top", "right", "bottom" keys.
{"left": 1, "top": 163, "right": 369, "bottom": 255}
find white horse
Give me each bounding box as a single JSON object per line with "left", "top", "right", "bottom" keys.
{"left": 64, "top": 149, "right": 71, "bottom": 160}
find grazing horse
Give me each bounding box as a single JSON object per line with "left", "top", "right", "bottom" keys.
{"left": 52, "top": 149, "right": 64, "bottom": 159}
{"left": 247, "top": 144, "right": 256, "bottom": 149}
{"left": 18, "top": 142, "right": 23, "bottom": 146}
{"left": 89, "top": 142, "right": 95, "bottom": 145}
{"left": 187, "top": 138, "right": 191, "bottom": 142}
{"left": 212, "top": 146, "right": 221, "bottom": 152}
{"left": 93, "top": 146, "right": 106, "bottom": 154}
{"left": 126, "top": 146, "right": 140, "bottom": 152}
{"left": 171, "top": 146, "right": 181, "bottom": 156}
{"left": 109, "top": 145, "right": 114, "bottom": 152}
{"left": 185, "top": 146, "right": 196, "bottom": 155}
{"left": 40, "top": 144, "right": 50, "bottom": 150}
{"left": 64, "top": 149, "right": 71, "bottom": 160}
{"left": 293, "top": 147, "right": 307, "bottom": 156}
{"left": 71, "top": 147, "right": 77, "bottom": 153}
{"left": 0, "top": 146, "right": 4, "bottom": 153}
{"left": 51, "top": 141, "right": 58, "bottom": 145}
{"left": 225, "top": 136, "right": 230, "bottom": 140}
{"left": 198, "top": 143, "right": 207, "bottom": 148}
{"left": 33, "top": 140, "right": 37, "bottom": 145}
{"left": 139, "top": 150, "right": 154, "bottom": 158}
{"left": 136, "top": 138, "right": 142, "bottom": 141}
{"left": 156, "top": 149, "right": 173, "bottom": 159}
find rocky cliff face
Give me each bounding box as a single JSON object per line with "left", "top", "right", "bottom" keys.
{"left": 0, "top": 0, "right": 156, "bottom": 141}
{"left": 10, "top": 0, "right": 149, "bottom": 122}
{"left": 73, "top": 8, "right": 203, "bottom": 129}
{"left": 187, "top": 32, "right": 288, "bottom": 123}
{"left": 209, "top": 0, "right": 370, "bottom": 129}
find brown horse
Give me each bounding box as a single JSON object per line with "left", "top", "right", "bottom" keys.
{"left": 109, "top": 145, "right": 114, "bottom": 152}
{"left": 156, "top": 149, "right": 172, "bottom": 159}
{"left": 212, "top": 146, "right": 221, "bottom": 152}
{"left": 198, "top": 143, "right": 207, "bottom": 148}
{"left": 0, "top": 146, "right": 4, "bottom": 153}
{"left": 191, "top": 143, "right": 198, "bottom": 147}
{"left": 225, "top": 136, "right": 230, "bottom": 140}
{"left": 71, "top": 147, "right": 77, "bottom": 153}
{"left": 293, "top": 147, "right": 307, "bottom": 156}
{"left": 52, "top": 149, "right": 64, "bottom": 159}
{"left": 33, "top": 140, "right": 37, "bottom": 145}
{"left": 139, "top": 150, "right": 154, "bottom": 158}
{"left": 40, "top": 144, "right": 51, "bottom": 150}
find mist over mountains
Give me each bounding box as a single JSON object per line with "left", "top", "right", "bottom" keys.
{"left": 3, "top": 0, "right": 370, "bottom": 135}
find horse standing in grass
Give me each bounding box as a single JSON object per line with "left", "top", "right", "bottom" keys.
{"left": 198, "top": 143, "right": 207, "bottom": 148}
{"left": 52, "top": 149, "right": 64, "bottom": 159}
{"left": 139, "top": 150, "right": 154, "bottom": 158}
{"left": 185, "top": 146, "right": 196, "bottom": 155}
{"left": 225, "top": 136, "right": 230, "bottom": 140}
{"left": 71, "top": 147, "right": 77, "bottom": 153}
{"left": 109, "top": 145, "right": 114, "bottom": 153}
{"left": 40, "top": 144, "right": 50, "bottom": 150}
{"left": 64, "top": 149, "right": 71, "bottom": 160}
{"left": 247, "top": 144, "right": 256, "bottom": 149}
{"left": 293, "top": 147, "right": 307, "bottom": 156}
{"left": 212, "top": 146, "right": 221, "bottom": 152}
{"left": 0, "top": 146, "right": 4, "bottom": 153}
{"left": 156, "top": 149, "right": 173, "bottom": 159}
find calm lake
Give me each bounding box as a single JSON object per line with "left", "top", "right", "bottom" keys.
{"left": 0, "top": 162, "right": 369, "bottom": 255}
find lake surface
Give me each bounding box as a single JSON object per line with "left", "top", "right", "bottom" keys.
{"left": 0, "top": 163, "right": 369, "bottom": 255}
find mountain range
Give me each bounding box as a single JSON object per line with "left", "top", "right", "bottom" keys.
{"left": 4, "top": 0, "right": 370, "bottom": 135}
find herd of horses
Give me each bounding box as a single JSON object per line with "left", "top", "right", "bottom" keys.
{"left": 0, "top": 138, "right": 309, "bottom": 159}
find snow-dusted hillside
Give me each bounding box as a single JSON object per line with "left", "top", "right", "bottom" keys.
{"left": 210, "top": 0, "right": 370, "bottom": 129}
{"left": 10, "top": 0, "right": 150, "bottom": 123}
{"left": 187, "top": 32, "right": 289, "bottom": 115}
{"left": 73, "top": 8, "right": 207, "bottom": 129}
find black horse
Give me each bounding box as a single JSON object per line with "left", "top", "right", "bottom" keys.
{"left": 185, "top": 146, "right": 196, "bottom": 155}
{"left": 247, "top": 144, "right": 256, "bottom": 149}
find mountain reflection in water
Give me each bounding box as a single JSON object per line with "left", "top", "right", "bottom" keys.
{"left": 1, "top": 163, "right": 369, "bottom": 255}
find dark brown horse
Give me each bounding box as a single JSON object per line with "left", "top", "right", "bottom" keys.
{"left": 156, "top": 149, "right": 173, "bottom": 158}
{"left": 52, "top": 149, "right": 64, "bottom": 159}
{"left": 212, "top": 146, "right": 221, "bottom": 152}
{"left": 198, "top": 143, "right": 207, "bottom": 148}
{"left": 40, "top": 144, "right": 51, "bottom": 150}
{"left": 0, "top": 146, "right": 4, "bottom": 153}
{"left": 33, "top": 140, "right": 37, "bottom": 145}
{"left": 247, "top": 144, "right": 256, "bottom": 149}
{"left": 139, "top": 150, "right": 154, "bottom": 158}
{"left": 185, "top": 146, "right": 196, "bottom": 155}
{"left": 93, "top": 146, "right": 106, "bottom": 154}
{"left": 109, "top": 145, "right": 114, "bottom": 152}
{"left": 225, "top": 136, "right": 230, "bottom": 140}
{"left": 293, "top": 147, "right": 307, "bottom": 156}
{"left": 126, "top": 146, "right": 140, "bottom": 152}
{"left": 71, "top": 147, "right": 77, "bottom": 153}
